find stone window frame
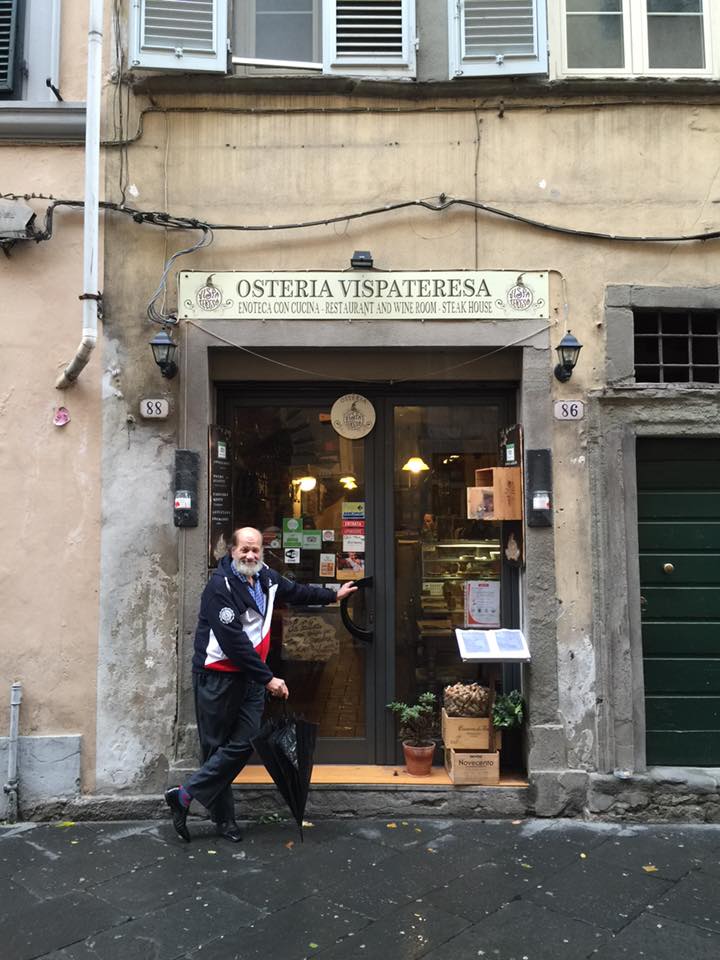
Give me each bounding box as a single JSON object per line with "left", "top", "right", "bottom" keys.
{"left": 588, "top": 284, "right": 720, "bottom": 777}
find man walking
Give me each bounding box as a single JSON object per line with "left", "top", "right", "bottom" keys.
{"left": 165, "top": 526, "right": 356, "bottom": 842}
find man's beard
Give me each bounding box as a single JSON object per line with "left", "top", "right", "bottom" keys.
{"left": 237, "top": 556, "right": 262, "bottom": 576}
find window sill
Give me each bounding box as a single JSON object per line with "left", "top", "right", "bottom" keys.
{"left": 0, "top": 102, "right": 86, "bottom": 143}
{"left": 129, "top": 70, "right": 720, "bottom": 102}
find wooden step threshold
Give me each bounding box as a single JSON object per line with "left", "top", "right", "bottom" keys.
{"left": 235, "top": 765, "right": 528, "bottom": 787}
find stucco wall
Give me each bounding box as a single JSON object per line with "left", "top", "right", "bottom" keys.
{"left": 0, "top": 0, "right": 100, "bottom": 796}
{"left": 97, "top": 87, "right": 720, "bottom": 795}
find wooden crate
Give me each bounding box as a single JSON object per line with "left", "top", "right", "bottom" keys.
{"left": 445, "top": 748, "right": 500, "bottom": 785}
{"left": 467, "top": 467, "right": 522, "bottom": 521}
{"left": 441, "top": 708, "right": 501, "bottom": 750}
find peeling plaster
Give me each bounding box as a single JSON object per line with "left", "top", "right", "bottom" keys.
{"left": 558, "top": 632, "right": 596, "bottom": 770}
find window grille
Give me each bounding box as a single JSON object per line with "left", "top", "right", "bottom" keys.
{"left": 633, "top": 309, "right": 720, "bottom": 384}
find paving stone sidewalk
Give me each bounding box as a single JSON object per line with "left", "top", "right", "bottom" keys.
{"left": 2, "top": 815, "right": 720, "bottom": 960}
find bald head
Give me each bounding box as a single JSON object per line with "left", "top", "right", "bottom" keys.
{"left": 231, "top": 527, "right": 263, "bottom": 576}
{"left": 232, "top": 527, "right": 262, "bottom": 548}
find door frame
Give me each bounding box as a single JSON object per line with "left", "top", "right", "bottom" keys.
{"left": 217, "top": 381, "right": 518, "bottom": 763}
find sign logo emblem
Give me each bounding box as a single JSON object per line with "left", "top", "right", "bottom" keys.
{"left": 506, "top": 283, "right": 534, "bottom": 311}
{"left": 196, "top": 284, "right": 223, "bottom": 311}
{"left": 331, "top": 394, "right": 376, "bottom": 439}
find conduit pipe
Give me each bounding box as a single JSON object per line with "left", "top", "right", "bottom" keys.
{"left": 3, "top": 682, "right": 22, "bottom": 823}
{"left": 56, "top": 0, "right": 103, "bottom": 389}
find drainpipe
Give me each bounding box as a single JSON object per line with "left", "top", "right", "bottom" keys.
{"left": 56, "top": 0, "right": 103, "bottom": 389}
{"left": 3, "top": 682, "right": 22, "bottom": 823}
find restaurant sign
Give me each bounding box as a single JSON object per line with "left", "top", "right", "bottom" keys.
{"left": 179, "top": 271, "right": 548, "bottom": 321}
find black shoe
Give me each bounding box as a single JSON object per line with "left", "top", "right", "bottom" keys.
{"left": 215, "top": 819, "right": 243, "bottom": 842}
{"left": 165, "top": 787, "right": 191, "bottom": 842}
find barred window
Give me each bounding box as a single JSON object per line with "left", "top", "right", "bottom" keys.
{"left": 634, "top": 309, "right": 720, "bottom": 384}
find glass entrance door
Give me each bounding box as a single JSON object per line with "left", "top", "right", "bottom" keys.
{"left": 217, "top": 386, "right": 515, "bottom": 764}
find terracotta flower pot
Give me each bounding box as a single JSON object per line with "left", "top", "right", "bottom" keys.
{"left": 402, "top": 741, "right": 435, "bottom": 776}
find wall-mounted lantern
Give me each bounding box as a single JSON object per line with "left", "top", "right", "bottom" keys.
{"left": 150, "top": 329, "right": 178, "bottom": 379}
{"left": 554, "top": 331, "right": 583, "bottom": 383}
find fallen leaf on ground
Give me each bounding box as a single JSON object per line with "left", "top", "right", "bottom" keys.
{"left": 580, "top": 852, "right": 587, "bottom": 859}
{"left": 302, "top": 821, "right": 314, "bottom": 828}
{"left": 55, "top": 821, "right": 76, "bottom": 828}
{"left": 207, "top": 850, "right": 217, "bottom": 855}
{"left": 386, "top": 822, "right": 397, "bottom": 829}
{"left": 643, "top": 864, "right": 658, "bottom": 873}
{"left": 285, "top": 840, "right": 295, "bottom": 850}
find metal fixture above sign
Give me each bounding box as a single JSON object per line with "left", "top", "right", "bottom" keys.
{"left": 179, "top": 271, "right": 549, "bottom": 322}
{"left": 331, "top": 394, "right": 376, "bottom": 439}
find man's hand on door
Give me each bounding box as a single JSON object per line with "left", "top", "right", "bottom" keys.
{"left": 336, "top": 583, "right": 359, "bottom": 601}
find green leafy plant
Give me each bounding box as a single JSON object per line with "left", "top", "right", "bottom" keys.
{"left": 491, "top": 690, "right": 525, "bottom": 729}
{"left": 386, "top": 692, "right": 438, "bottom": 746}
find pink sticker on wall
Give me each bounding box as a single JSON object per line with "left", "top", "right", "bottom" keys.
{"left": 53, "top": 407, "right": 71, "bottom": 427}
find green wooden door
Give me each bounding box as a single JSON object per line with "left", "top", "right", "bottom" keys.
{"left": 637, "top": 438, "right": 720, "bottom": 765}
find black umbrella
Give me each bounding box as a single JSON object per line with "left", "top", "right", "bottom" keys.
{"left": 251, "top": 705, "right": 318, "bottom": 841}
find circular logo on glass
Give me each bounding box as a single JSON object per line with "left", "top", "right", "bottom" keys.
{"left": 330, "top": 394, "right": 376, "bottom": 439}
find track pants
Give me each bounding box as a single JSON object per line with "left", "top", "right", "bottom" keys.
{"left": 185, "top": 671, "right": 266, "bottom": 823}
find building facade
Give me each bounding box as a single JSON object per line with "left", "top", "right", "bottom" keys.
{"left": 3, "top": 0, "right": 720, "bottom": 821}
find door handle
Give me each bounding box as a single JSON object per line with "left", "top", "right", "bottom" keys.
{"left": 663, "top": 563, "right": 674, "bottom": 574}
{"left": 340, "top": 576, "right": 374, "bottom": 643}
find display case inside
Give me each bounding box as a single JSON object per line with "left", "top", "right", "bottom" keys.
{"left": 413, "top": 538, "right": 502, "bottom": 695}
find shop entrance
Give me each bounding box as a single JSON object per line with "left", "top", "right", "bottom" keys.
{"left": 216, "top": 384, "right": 518, "bottom": 764}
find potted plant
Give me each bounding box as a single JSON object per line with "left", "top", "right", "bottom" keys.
{"left": 492, "top": 690, "right": 526, "bottom": 774}
{"left": 387, "top": 692, "right": 437, "bottom": 776}
{"left": 491, "top": 690, "right": 525, "bottom": 729}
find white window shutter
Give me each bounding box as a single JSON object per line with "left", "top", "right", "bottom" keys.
{"left": 0, "top": 0, "right": 20, "bottom": 93}
{"left": 324, "top": 0, "right": 416, "bottom": 77}
{"left": 452, "top": 0, "right": 547, "bottom": 77}
{"left": 130, "top": 0, "right": 228, "bottom": 72}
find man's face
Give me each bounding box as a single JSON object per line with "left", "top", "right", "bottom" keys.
{"left": 232, "top": 532, "right": 263, "bottom": 576}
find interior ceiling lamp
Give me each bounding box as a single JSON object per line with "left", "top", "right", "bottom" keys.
{"left": 149, "top": 328, "right": 178, "bottom": 379}
{"left": 293, "top": 476, "right": 317, "bottom": 492}
{"left": 402, "top": 456, "right": 430, "bottom": 474}
{"left": 340, "top": 475, "right": 358, "bottom": 490}
{"left": 554, "top": 331, "right": 583, "bottom": 383}
{"left": 350, "top": 250, "right": 373, "bottom": 269}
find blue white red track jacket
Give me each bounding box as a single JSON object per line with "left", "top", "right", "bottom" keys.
{"left": 192, "top": 555, "right": 336, "bottom": 684}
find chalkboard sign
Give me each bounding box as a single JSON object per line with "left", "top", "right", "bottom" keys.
{"left": 208, "top": 425, "right": 233, "bottom": 568}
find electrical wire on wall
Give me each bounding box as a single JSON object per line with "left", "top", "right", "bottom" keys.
{"left": 4, "top": 189, "right": 720, "bottom": 331}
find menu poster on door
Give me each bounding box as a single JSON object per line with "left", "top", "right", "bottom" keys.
{"left": 319, "top": 553, "right": 336, "bottom": 577}
{"left": 208, "top": 425, "right": 232, "bottom": 568}
{"left": 464, "top": 580, "right": 501, "bottom": 629}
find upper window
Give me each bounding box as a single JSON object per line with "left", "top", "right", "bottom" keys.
{"left": 131, "top": 0, "right": 416, "bottom": 78}
{"left": 449, "top": 0, "right": 548, "bottom": 77}
{"left": 561, "top": 0, "right": 712, "bottom": 76}
{"left": 1, "top": 0, "right": 61, "bottom": 100}
{"left": 634, "top": 309, "right": 720, "bottom": 384}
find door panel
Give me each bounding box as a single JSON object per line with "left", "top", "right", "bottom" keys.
{"left": 642, "top": 622, "right": 720, "bottom": 656}
{"left": 637, "top": 436, "right": 720, "bottom": 766}
{"left": 217, "top": 396, "right": 373, "bottom": 762}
